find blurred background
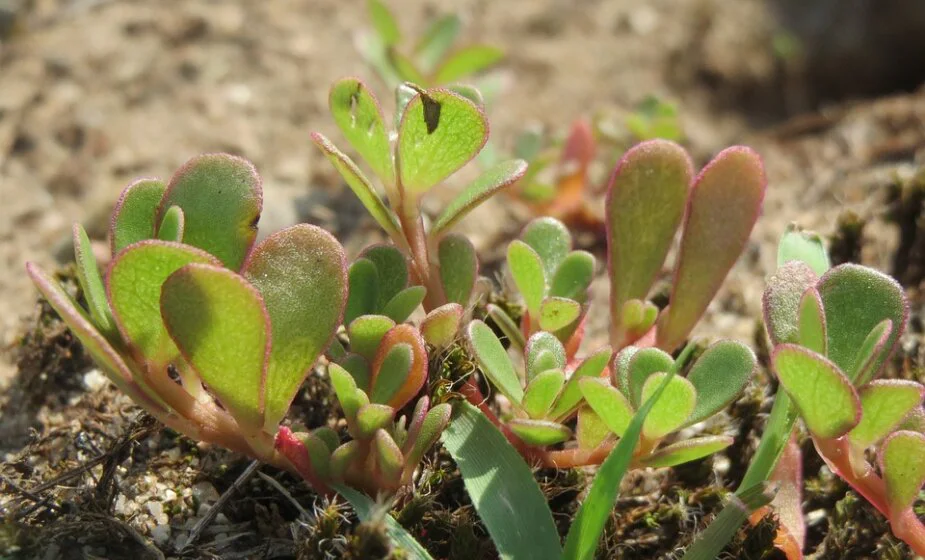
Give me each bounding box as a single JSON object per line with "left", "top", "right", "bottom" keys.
{"left": 3, "top": 0, "right": 925, "bottom": 381}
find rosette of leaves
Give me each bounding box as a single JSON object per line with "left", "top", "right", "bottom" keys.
{"left": 607, "top": 140, "right": 765, "bottom": 352}
{"left": 495, "top": 216, "right": 595, "bottom": 356}
{"left": 764, "top": 255, "right": 925, "bottom": 554}
{"left": 25, "top": 154, "right": 348, "bottom": 489}
{"left": 466, "top": 321, "right": 612, "bottom": 446}
{"left": 278, "top": 320, "right": 451, "bottom": 495}
{"left": 574, "top": 339, "right": 756, "bottom": 467}
{"left": 312, "top": 77, "right": 526, "bottom": 312}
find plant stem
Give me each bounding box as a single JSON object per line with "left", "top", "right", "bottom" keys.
{"left": 813, "top": 437, "right": 889, "bottom": 516}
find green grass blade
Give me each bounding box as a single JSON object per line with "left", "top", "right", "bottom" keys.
{"left": 334, "top": 484, "right": 435, "bottom": 560}
{"left": 563, "top": 369, "right": 677, "bottom": 560}
{"left": 680, "top": 483, "right": 776, "bottom": 560}
{"left": 441, "top": 401, "right": 562, "bottom": 560}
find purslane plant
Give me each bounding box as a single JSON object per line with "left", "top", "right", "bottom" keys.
{"left": 763, "top": 253, "right": 925, "bottom": 554}
{"left": 312, "top": 78, "right": 526, "bottom": 311}
{"left": 25, "top": 154, "right": 348, "bottom": 487}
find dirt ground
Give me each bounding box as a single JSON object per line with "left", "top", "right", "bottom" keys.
{"left": 3, "top": 0, "right": 925, "bottom": 558}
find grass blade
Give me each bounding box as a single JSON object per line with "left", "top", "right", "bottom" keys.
{"left": 680, "top": 483, "right": 776, "bottom": 560}
{"left": 563, "top": 369, "right": 677, "bottom": 560}
{"left": 335, "top": 484, "right": 435, "bottom": 560}
{"left": 442, "top": 401, "right": 562, "bottom": 560}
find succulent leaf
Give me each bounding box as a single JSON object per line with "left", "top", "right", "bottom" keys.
{"left": 345, "top": 258, "right": 380, "bottom": 325}
{"left": 243, "top": 224, "right": 347, "bottom": 429}
{"left": 369, "top": 343, "right": 413, "bottom": 405}
{"left": 329, "top": 363, "right": 366, "bottom": 424}
{"left": 311, "top": 133, "right": 402, "bottom": 238}
{"left": 433, "top": 45, "right": 505, "bottom": 83}
{"left": 508, "top": 418, "right": 571, "bottom": 446}
{"left": 851, "top": 319, "right": 893, "bottom": 387}
{"left": 879, "top": 430, "right": 925, "bottom": 511}
{"left": 641, "top": 372, "right": 696, "bottom": 440}
{"left": 329, "top": 78, "right": 395, "bottom": 183}
{"left": 626, "top": 347, "right": 674, "bottom": 407}
{"left": 415, "top": 14, "right": 461, "bottom": 72}
{"left": 525, "top": 332, "right": 566, "bottom": 382}
{"left": 431, "top": 159, "right": 527, "bottom": 237}
{"left": 467, "top": 320, "right": 524, "bottom": 403}
{"left": 762, "top": 261, "right": 819, "bottom": 346}
{"left": 420, "top": 303, "right": 463, "bottom": 347}
{"left": 161, "top": 263, "right": 270, "bottom": 432}
{"left": 157, "top": 153, "right": 262, "bottom": 270}
{"left": 657, "top": 147, "right": 765, "bottom": 352}
{"left": 817, "top": 264, "right": 906, "bottom": 383}
{"left": 549, "top": 251, "right": 595, "bottom": 303}
{"left": 405, "top": 402, "right": 452, "bottom": 468}
{"left": 576, "top": 407, "right": 611, "bottom": 450}
{"left": 73, "top": 224, "right": 115, "bottom": 336}
{"left": 110, "top": 178, "right": 167, "bottom": 255}
{"left": 522, "top": 217, "right": 572, "bottom": 279}
{"left": 383, "top": 285, "right": 426, "bottom": 323}
{"left": 607, "top": 140, "right": 692, "bottom": 343}
{"left": 156, "top": 206, "right": 184, "bottom": 243}
{"left": 361, "top": 245, "right": 410, "bottom": 311}
{"left": 347, "top": 315, "right": 396, "bottom": 362}
{"left": 641, "top": 435, "right": 734, "bottom": 468}
{"left": 797, "top": 287, "right": 827, "bottom": 355}
{"left": 549, "top": 346, "right": 612, "bottom": 421}
{"left": 369, "top": 324, "right": 428, "bottom": 410}
{"left": 373, "top": 429, "right": 405, "bottom": 487}
{"left": 339, "top": 353, "right": 373, "bottom": 393}
{"left": 522, "top": 369, "right": 566, "bottom": 419}
{"left": 772, "top": 344, "right": 861, "bottom": 438}
{"left": 397, "top": 88, "right": 488, "bottom": 193}
{"left": 849, "top": 380, "right": 925, "bottom": 450}
{"left": 579, "top": 377, "right": 634, "bottom": 438}
{"left": 508, "top": 239, "right": 546, "bottom": 316}
{"left": 108, "top": 241, "right": 220, "bottom": 367}
{"left": 777, "top": 224, "right": 830, "bottom": 275}
{"left": 438, "top": 233, "right": 478, "bottom": 305}
{"left": 538, "top": 297, "right": 581, "bottom": 332}
{"left": 356, "top": 403, "right": 395, "bottom": 438}
{"left": 685, "top": 340, "right": 755, "bottom": 425}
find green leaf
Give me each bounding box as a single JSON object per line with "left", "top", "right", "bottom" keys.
{"left": 507, "top": 240, "right": 546, "bottom": 316}
{"left": 851, "top": 319, "right": 893, "bottom": 387}
{"left": 762, "top": 261, "right": 819, "bottom": 345}
{"left": 294, "top": 431, "right": 333, "bottom": 480}
{"left": 158, "top": 154, "right": 262, "bottom": 270}
{"left": 538, "top": 297, "right": 581, "bottom": 332}
{"left": 366, "top": 0, "right": 401, "bottom": 46}
{"left": 336, "top": 485, "right": 436, "bottom": 560}
{"left": 818, "top": 264, "right": 907, "bottom": 383}
{"left": 356, "top": 403, "right": 395, "bottom": 438}
{"left": 486, "top": 304, "right": 526, "bottom": 351}
{"left": 879, "top": 430, "right": 925, "bottom": 510}
{"left": 414, "top": 14, "right": 461, "bottom": 72}
{"left": 525, "top": 332, "right": 566, "bottom": 382}
{"left": 522, "top": 369, "right": 565, "bottom": 419}
{"left": 390, "top": 49, "right": 428, "bottom": 84}
{"left": 434, "top": 45, "right": 504, "bottom": 83}
{"left": 345, "top": 258, "right": 380, "bottom": 325}
{"left": 311, "top": 133, "right": 402, "bottom": 238}
{"left": 563, "top": 369, "right": 677, "bottom": 560}
{"left": 420, "top": 303, "right": 463, "bottom": 347}
{"left": 243, "top": 224, "right": 347, "bottom": 429}
{"left": 108, "top": 241, "right": 220, "bottom": 366}
{"left": 361, "top": 245, "right": 410, "bottom": 311}
{"left": 772, "top": 344, "right": 861, "bottom": 438}
{"left": 374, "top": 429, "right": 405, "bottom": 486}
{"left": 641, "top": 372, "right": 696, "bottom": 439}
{"left": 383, "top": 285, "right": 426, "bottom": 323}
{"left": 522, "top": 217, "right": 571, "bottom": 279}
{"left": 329, "top": 78, "right": 395, "bottom": 183}
{"left": 329, "top": 363, "right": 368, "bottom": 425}
{"left": 26, "top": 263, "right": 167, "bottom": 412}
{"left": 849, "top": 380, "right": 925, "bottom": 449}
{"left": 548, "top": 346, "right": 612, "bottom": 421}
{"left": 156, "top": 205, "right": 184, "bottom": 243}
{"left": 438, "top": 233, "right": 477, "bottom": 305}
{"left": 607, "top": 140, "right": 691, "bottom": 342}
{"left": 397, "top": 88, "right": 488, "bottom": 193}
{"left": 110, "top": 178, "right": 166, "bottom": 255}
{"left": 678, "top": 483, "right": 777, "bottom": 560}
{"left": 72, "top": 224, "right": 115, "bottom": 336}
{"left": 657, "top": 147, "right": 765, "bottom": 352}
{"left": 431, "top": 159, "right": 527, "bottom": 237}
{"left": 338, "top": 353, "right": 372, "bottom": 394}
{"left": 577, "top": 407, "right": 611, "bottom": 450}
{"left": 626, "top": 347, "right": 674, "bottom": 407}
{"left": 405, "top": 402, "right": 452, "bottom": 468}
{"left": 579, "top": 377, "right": 634, "bottom": 437}
{"left": 330, "top": 441, "right": 361, "bottom": 478}
{"left": 797, "top": 287, "right": 827, "bottom": 354}
{"left": 348, "top": 315, "right": 396, "bottom": 362}
{"left": 370, "top": 324, "right": 428, "bottom": 410}
{"left": 508, "top": 418, "right": 571, "bottom": 446}
{"left": 777, "top": 224, "right": 830, "bottom": 275}
{"left": 441, "top": 402, "right": 562, "bottom": 560}
{"left": 550, "top": 251, "right": 595, "bottom": 303}
{"left": 161, "top": 263, "right": 269, "bottom": 431}
{"left": 467, "top": 320, "right": 523, "bottom": 403}
{"left": 642, "top": 436, "right": 734, "bottom": 468}
{"left": 369, "top": 343, "right": 412, "bottom": 405}
{"left": 685, "top": 340, "right": 755, "bottom": 425}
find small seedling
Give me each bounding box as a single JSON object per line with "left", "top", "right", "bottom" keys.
{"left": 312, "top": 78, "right": 526, "bottom": 313}
{"left": 763, "top": 230, "right": 925, "bottom": 554}
{"left": 359, "top": 0, "right": 504, "bottom": 91}
{"left": 26, "top": 154, "right": 348, "bottom": 491}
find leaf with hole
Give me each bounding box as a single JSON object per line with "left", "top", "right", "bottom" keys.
{"left": 329, "top": 78, "right": 395, "bottom": 183}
